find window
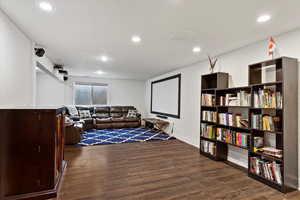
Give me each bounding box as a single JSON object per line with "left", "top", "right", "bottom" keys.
{"left": 74, "top": 83, "right": 108, "bottom": 105}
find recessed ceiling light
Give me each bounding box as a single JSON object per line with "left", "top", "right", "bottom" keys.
{"left": 100, "top": 55, "right": 108, "bottom": 62}
{"left": 95, "top": 70, "right": 104, "bottom": 75}
{"left": 193, "top": 46, "right": 201, "bottom": 53}
{"left": 131, "top": 35, "right": 141, "bottom": 43}
{"left": 39, "top": 1, "right": 53, "bottom": 12}
{"left": 257, "top": 15, "right": 271, "bottom": 23}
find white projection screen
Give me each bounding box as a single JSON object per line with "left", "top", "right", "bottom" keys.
{"left": 151, "top": 74, "right": 181, "bottom": 118}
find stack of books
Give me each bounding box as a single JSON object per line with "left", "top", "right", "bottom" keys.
{"left": 201, "top": 94, "right": 215, "bottom": 106}
{"left": 261, "top": 147, "right": 283, "bottom": 158}
{"left": 201, "top": 123, "right": 215, "bottom": 139}
{"left": 251, "top": 114, "right": 281, "bottom": 131}
{"left": 202, "top": 111, "right": 217, "bottom": 122}
{"left": 220, "top": 91, "right": 251, "bottom": 106}
{"left": 200, "top": 140, "right": 216, "bottom": 156}
{"left": 250, "top": 157, "right": 282, "bottom": 185}
{"left": 253, "top": 86, "right": 282, "bottom": 108}
{"left": 216, "top": 128, "right": 249, "bottom": 148}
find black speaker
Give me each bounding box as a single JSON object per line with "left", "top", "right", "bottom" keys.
{"left": 54, "top": 64, "right": 63, "bottom": 70}
{"left": 34, "top": 48, "right": 45, "bottom": 57}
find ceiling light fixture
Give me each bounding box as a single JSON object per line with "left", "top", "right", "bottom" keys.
{"left": 193, "top": 46, "right": 201, "bottom": 53}
{"left": 257, "top": 15, "right": 271, "bottom": 23}
{"left": 100, "top": 55, "right": 108, "bottom": 62}
{"left": 131, "top": 35, "right": 141, "bottom": 43}
{"left": 95, "top": 70, "right": 104, "bottom": 75}
{"left": 39, "top": 1, "right": 53, "bottom": 12}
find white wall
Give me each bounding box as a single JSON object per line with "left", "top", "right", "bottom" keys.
{"left": 146, "top": 28, "right": 300, "bottom": 168}
{"left": 36, "top": 72, "right": 68, "bottom": 106}
{"left": 0, "top": 9, "right": 34, "bottom": 107}
{"left": 66, "top": 76, "right": 146, "bottom": 116}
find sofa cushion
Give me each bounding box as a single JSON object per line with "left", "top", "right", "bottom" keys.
{"left": 95, "top": 113, "right": 110, "bottom": 118}
{"left": 110, "top": 106, "right": 123, "bottom": 113}
{"left": 95, "top": 107, "right": 110, "bottom": 113}
{"left": 96, "top": 118, "right": 112, "bottom": 124}
{"left": 82, "top": 118, "right": 94, "bottom": 124}
{"left": 111, "top": 113, "right": 123, "bottom": 118}
{"left": 79, "top": 110, "right": 92, "bottom": 119}
{"left": 111, "top": 117, "right": 124, "bottom": 122}
{"left": 111, "top": 122, "right": 126, "bottom": 129}
{"left": 124, "top": 117, "right": 139, "bottom": 122}
{"left": 95, "top": 123, "right": 112, "bottom": 129}
{"left": 122, "top": 106, "right": 135, "bottom": 113}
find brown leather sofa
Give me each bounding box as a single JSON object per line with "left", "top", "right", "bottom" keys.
{"left": 65, "top": 106, "right": 141, "bottom": 130}
{"left": 94, "top": 106, "right": 141, "bottom": 129}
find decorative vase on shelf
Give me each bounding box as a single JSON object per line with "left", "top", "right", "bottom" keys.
{"left": 208, "top": 55, "right": 218, "bottom": 74}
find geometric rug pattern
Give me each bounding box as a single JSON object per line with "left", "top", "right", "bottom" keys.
{"left": 78, "top": 127, "right": 175, "bottom": 146}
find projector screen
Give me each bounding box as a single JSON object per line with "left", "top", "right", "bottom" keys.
{"left": 151, "top": 74, "right": 181, "bottom": 118}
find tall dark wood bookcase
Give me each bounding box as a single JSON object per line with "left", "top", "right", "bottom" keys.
{"left": 200, "top": 57, "right": 299, "bottom": 192}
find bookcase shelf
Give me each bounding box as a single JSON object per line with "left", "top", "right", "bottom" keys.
{"left": 200, "top": 57, "right": 299, "bottom": 193}
{"left": 200, "top": 136, "right": 249, "bottom": 150}
{"left": 249, "top": 151, "right": 283, "bottom": 162}
{"left": 249, "top": 172, "right": 283, "bottom": 191}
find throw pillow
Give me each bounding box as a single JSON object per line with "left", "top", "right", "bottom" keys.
{"left": 66, "top": 105, "right": 79, "bottom": 117}
{"left": 127, "top": 109, "right": 137, "bottom": 118}
{"left": 79, "top": 110, "right": 91, "bottom": 119}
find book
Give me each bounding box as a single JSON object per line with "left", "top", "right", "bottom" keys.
{"left": 251, "top": 114, "right": 281, "bottom": 132}
{"left": 253, "top": 86, "right": 282, "bottom": 108}
{"left": 261, "top": 147, "right": 283, "bottom": 158}
{"left": 253, "top": 137, "right": 264, "bottom": 152}
{"left": 202, "top": 111, "right": 217, "bottom": 122}
{"left": 201, "top": 123, "right": 215, "bottom": 139}
{"left": 223, "top": 91, "right": 251, "bottom": 106}
{"left": 202, "top": 94, "right": 215, "bottom": 106}
{"left": 218, "top": 113, "right": 233, "bottom": 126}
{"left": 250, "top": 157, "right": 282, "bottom": 185}
{"left": 200, "top": 140, "right": 216, "bottom": 156}
{"left": 216, "top": 127, "right": 249, "bottom": 148}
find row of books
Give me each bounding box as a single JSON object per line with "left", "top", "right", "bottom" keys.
{"left": 251, "top": 114, "right": 281, "bottom": 131}
{"left": 220, "top": 91, "right": 251, "bottom": 106}
{"left": 253, "top": 86, "right": 282, "bottom": 109}
{"left": 250, "top": 157, "right": 282, "bottom": 185}
{"left": 200, "top": 140, "right": 216, "bottom": 156}
{"left": 202, "top": 111, "right": 217, "bottom": 122}
{"left": 201, "top": 123, "right": 215, "bottom": 139}
{"left": 218, "top": 113, "right": 248, "bottom": 128}
{"left": 201, "top": 94, "right": 215, "bottom": 106}
{"left": 216, "top": 128, "right": 249, "bottom": 148}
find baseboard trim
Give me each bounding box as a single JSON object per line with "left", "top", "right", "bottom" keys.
{"left": 4, "top": 161, "right": 67, "bottom": 200}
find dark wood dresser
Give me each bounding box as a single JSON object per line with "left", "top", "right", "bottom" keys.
{"left": 0, "top": 108, "right": 66, "bottom": 200}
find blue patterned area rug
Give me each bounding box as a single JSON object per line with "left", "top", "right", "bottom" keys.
{"left": 78, "top": 127, "right": 175, "bottom": 146}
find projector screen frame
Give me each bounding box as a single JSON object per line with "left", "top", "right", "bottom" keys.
{"left": 150, "top": 74, "right": 181, "bottom": 119}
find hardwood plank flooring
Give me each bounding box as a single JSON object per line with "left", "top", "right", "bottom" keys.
{"left": 51, "top": 140, "right": 300, "bottom": 200}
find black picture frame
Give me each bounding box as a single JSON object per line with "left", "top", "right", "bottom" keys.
{"left": 150, "top": 74, "right": 181, "bottom": 119}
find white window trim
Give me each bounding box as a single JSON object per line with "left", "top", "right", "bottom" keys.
{"left": 72, "top": 82, "right": 110, "bottom": 106}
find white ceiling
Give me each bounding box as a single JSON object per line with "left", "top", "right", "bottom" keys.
{"left": 1, "top": 0, "right": 300, "bottom": 80}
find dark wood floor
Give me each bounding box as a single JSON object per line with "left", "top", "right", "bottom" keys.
{"left": 52, "top": 140, "right": 300, "bottom": 200}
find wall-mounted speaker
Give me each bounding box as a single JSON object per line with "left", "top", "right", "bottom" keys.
{"left": 34, "top": 48, "right": 45, "bottom": 57}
